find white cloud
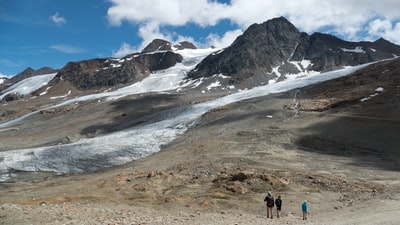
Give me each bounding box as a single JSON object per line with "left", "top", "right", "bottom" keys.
{"left": 107, "top": 0, "right": 228, "bottom": 27}
{"left": 206, "top": 29, "right": 243, "bottom": 48}
{"left": 368, "top": 19, "right": 400, "bottom": 42}
{"left": 50, "top": 45, "right": 85, "bottom": 54}
{"left": 106, "top": 0, "right": 400, "bottom": 49}
{"left": 112, "top": 42, "right": 137, "bottom": 58}
{"left": 50, "top": 12, "right": 66, "bottom": 25}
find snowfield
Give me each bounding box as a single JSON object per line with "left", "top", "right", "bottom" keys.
{"left": 0, "top": 73, "right": 57, "bottom": 100}
{"left": 0, "top": 48, "right": 372, "bottom": 181}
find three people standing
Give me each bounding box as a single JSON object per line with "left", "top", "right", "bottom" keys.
{"left": 264, "top": 192, "right": 309, "bottom": 220}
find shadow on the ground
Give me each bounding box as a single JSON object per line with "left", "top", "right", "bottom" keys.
{"left": 80, "top": 93, "right": 187, "bottom": 135}
{"left": 294, "top": 113, "right": 400, "bottom": 171}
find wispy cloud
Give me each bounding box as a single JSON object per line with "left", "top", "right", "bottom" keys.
{"left": 50, "top": 45, "right": 86, "bottom": 54}
{"left": 50, "top": 12, "right": 66, "bottom": 25}
{"left": 0, "top": 58, "right": 23, "bottom": 68}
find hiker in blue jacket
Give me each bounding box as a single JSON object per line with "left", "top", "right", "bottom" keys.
{"left": 302, "top": 200, "right": 308, "bottom": 220}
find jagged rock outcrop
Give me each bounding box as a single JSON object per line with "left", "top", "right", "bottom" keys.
{"left": 187, "top": 16, "right": 400, "bottom": 85}
{"left": 18, "top": 67, "right": 57, "bottom": 77}
{"left": 175, "top": 41, "right": 197, "bottom": 50}
{"left": 142, "top": 39, "right": 196, "bottom": 53}
{"left": 55, "top": 51, "right": 183, "bottom": 90}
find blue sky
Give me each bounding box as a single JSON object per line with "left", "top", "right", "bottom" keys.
{"left": 1, "top": 0, "right": 400, "bottom": 76}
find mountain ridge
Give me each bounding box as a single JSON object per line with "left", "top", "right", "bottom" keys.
{"left": 0, "top": 67, "right": 58, "bottom": 92}
{"left": 3, "top": 17, "right": 400, "bottom": 96}
{"left": 187, "top": 17, "right": 400, "bottom": 88}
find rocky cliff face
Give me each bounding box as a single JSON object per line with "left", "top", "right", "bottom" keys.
{"left": 53, "top": 40, "right": 194, "bottom": 90}
{"left": 300, "top": 33, "right": 400, "bottom": 72}
{"left": 187, "top": 17, "right": 400, "bottom": 86}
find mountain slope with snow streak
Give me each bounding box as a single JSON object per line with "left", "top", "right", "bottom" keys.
{"left": 0, "top": 62, "right": 370, "bottom": 181}
{"left": 0, "top": 73, "right": 57, "bottom": 101}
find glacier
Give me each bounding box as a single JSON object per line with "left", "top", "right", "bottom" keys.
{"left": 0, "top": 48, "right": 371, "bottom": 182}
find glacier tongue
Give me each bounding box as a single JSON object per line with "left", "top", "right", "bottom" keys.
{"left": 0, "top": 50, "right": 370, "bottom": 182}
{"left": 0, "top": 73, "right": 57, "bottom": 101}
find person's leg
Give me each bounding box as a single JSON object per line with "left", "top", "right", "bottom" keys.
{"left": 269, "top": 208, "right": 273, "bottom": 219}
{"left": 267, "top": 207, "right": 270, "bottom": 218}
{"left": 303, "top": 211, "right": 308, "bottom": 220}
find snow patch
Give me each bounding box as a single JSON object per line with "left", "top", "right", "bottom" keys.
{"left": 211, "top": 49, "right": 224, "bottom": 55}
{"left": 111, "top": 63, "right": 122, "bottom": 68}
{"left": 361, "top": 87, "right": 384, "bottom": 102}
{"left": 340, "top": 46, "right": 365, "bottom": 53}
{"left": 39, "top": 86, "right": 53, "bottom": 96}
{"left": 207, "top": 81, "right": 221, "bottom": 90}
{"left": 50, "top": 90, "right": 72, "bottom": 99}
{"left": 217, "top": 74, "right": 230, "bottom": 79}
{"left": 271, "top": 64, "right": 282, "bottom": 78}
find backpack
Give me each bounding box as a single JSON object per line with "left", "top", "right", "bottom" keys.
{"left": 265, "top": 196, "right": 274, "bottom": 207}
{"left": 275, "top": 198, "right": 282, "bottom": 207}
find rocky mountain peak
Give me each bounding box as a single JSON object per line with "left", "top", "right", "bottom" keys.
{"left": 175, "top": 41, "right": 197, "bottom": 50}
{"left": 373, "top": 37, "right": 398, "bottom": 51}
{"left": 187, "top": 16, "right": 400, "bottom": 88}
{"left": 141, "top": 39, "right": 196, "bottom": 53}
{"left": 242, "top": 16, "right": 300, "bottom": 42}
{"left": 141, "top": 39, "right": 172, "bottom": 53}
{"left": 187, "top": 16, "right": 304, "bottom": 85}
{"left": 17, "top": 66, "right": 57, "bottom": 77}
{"left": 0, "top": 67, "right": 58, "bottom": 92}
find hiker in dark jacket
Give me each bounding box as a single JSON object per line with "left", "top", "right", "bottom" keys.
{"left": 264, "top": 191, "right": 274, "bottom": 219}
{"left": 275, "top": 195, "right": 282, "bottom": 218}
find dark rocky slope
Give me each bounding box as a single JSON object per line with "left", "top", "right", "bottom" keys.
{"left": 48, "top": 39, "right": 197, "bottom": 90}
{"left": 54, "top": 51, "right": 183, "bottom": 90}
{"left": 188, "top": 17, "right": 400, "bottom": 87}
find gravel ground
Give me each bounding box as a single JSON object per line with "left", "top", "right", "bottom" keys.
{"left": 2, "top": 193, "right": 400, "bottom": 225}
